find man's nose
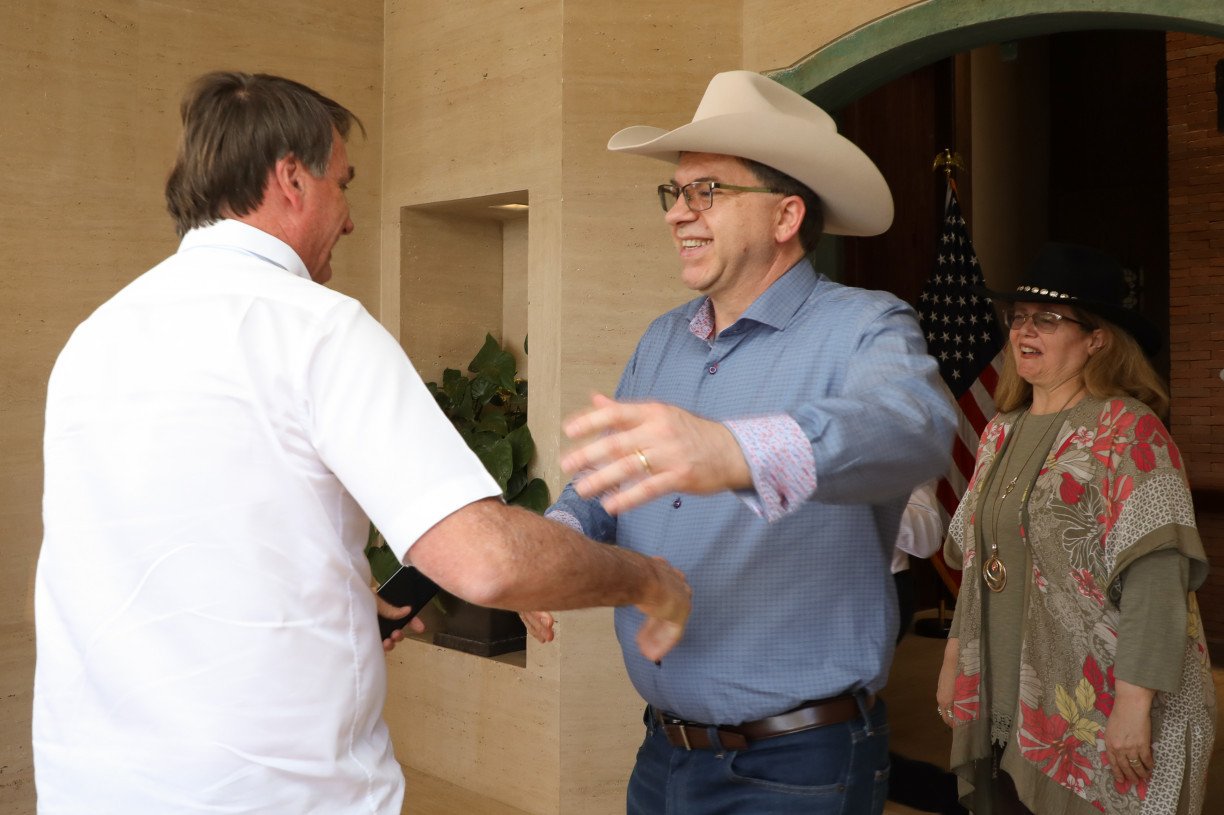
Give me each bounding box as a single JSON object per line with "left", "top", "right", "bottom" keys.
{"left": 664, "top": 199, "right": 696, "bottom": 225}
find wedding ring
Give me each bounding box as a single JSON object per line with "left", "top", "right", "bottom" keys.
{"left": 1127, "top": 758, "right": 1141, "bottom": 765}
{"left": 635, "top": 449, "right": 652, "bottom": 475}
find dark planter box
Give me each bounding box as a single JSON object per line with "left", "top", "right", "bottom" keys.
{"left": 431, "top": 594, "right": 526, "bottom": 657}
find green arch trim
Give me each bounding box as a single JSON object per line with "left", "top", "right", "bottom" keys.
{"left": 768, "top": 0, "right": 1224, "bottom": 109}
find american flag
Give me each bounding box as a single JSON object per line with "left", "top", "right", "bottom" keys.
{"left": 916, "top": 180, "right": 1005, "bottom": 524}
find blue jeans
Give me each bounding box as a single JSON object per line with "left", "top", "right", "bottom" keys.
{"left": 627, "top": 694, "right": 889, "bottom": 814}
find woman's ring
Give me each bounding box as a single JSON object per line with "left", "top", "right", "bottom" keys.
{"left": 635, "top": 449, "right": 652, "bottom": 475}
{"left": 1127, "top": 757, "right": 1141, "bottom": 765}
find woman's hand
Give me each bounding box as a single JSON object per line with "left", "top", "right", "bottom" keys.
{"left": 1103, "top": 679, "right": 1155, "bottom": 785}
{"left": 935, "top": 636, "right": 960, "bottom": 729}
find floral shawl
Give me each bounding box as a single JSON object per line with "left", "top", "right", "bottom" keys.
{"left": 943, "top": 396, "right": 1214, "bottom": 814}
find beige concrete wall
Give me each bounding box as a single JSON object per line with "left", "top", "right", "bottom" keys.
{"left": 380, "top": 1, "right": 568, "bottom": 811}
{"left": 743, "top": 0, "right": 925, "bottom": 70}
{"left": 0, "top": 3, "right": 383, "bottom": 811}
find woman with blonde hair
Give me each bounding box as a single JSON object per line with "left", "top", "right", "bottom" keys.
{"left": 936, "top": 243, "right": 1214, "bottom": 814}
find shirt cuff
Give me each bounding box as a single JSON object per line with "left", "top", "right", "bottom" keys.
{"left": 546, "top": 509, "right": 584, "bottom": 534}
{"left": 724, "top": 414, "right": 816, "bottom": 523}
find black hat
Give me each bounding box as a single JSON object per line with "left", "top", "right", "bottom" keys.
{"left": 975, "top": 242, "right": 1162, "bottom": 356}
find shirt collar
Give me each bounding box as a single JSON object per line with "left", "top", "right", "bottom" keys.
{"left": 177, "top": 219, "right": 311, "bottom": 281}
{"left": 687, "top": 258, "right": 820, "bottom": 341}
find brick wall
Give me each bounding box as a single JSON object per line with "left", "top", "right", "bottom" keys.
{"left": 1166, "top": 33, "right": 1224, "bottom": 653}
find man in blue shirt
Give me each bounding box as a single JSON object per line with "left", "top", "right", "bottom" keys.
{"left": 525, "top": 71, "right": 955, "bottom": 814}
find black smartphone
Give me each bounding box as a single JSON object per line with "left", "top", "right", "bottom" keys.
{"left": 376, "top": 565, "right": 441, "bottom": 641}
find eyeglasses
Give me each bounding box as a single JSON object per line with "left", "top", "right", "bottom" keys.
{"left": 657, "top": 181, "right": 782, "bottom": 213}
{"left": 1005, "top": 310, "right": 1092, "bottom": 333}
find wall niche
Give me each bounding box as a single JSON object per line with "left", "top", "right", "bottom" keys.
{"left": 399, "top": 190, "right": 529, "bottom": 383}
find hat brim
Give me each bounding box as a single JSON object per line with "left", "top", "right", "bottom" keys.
{"left": 976, "top": 285, "right": 1163, "bottom": 356}
{"left": 608, "top": 113, "right": 893, "bottom": 237}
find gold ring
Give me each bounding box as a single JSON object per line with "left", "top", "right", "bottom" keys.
{"left": 1127, "top": 758, "right": 1141, "bottom": 765}
{"left": 635, "top": 449, "right": 652, "bottom": 474}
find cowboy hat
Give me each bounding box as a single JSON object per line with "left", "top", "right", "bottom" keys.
{"left": 607, "top": 71, "right": 893, "bottom": 237}
{"left": 976, "top": 242, "right": 1162, "bottom": 355}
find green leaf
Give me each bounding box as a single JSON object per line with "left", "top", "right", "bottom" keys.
{"left": 505, "top": 424, "right": 535, "bottom": 470}
{"left": 463, "top": 430, "right": 502, "bottom": 452}
{"left": 467, "top": 334, "right": 503, "bottom": 373}
{"left": 440, "top": 369, "right": 474, "bottom": 421}
{"left": 366, "top": 541, "right": 403, "bottom": 586}
{"left": 475, "top": 412, "right": 508, "bottom": 436}
{"left": 504, "top": 469, "right": 529, "bottom": 502}
{"left": 509, "top": 478, "right": 551, "bottom": 514}
{"left": 441, "top": 367, "right": 466, "bottom": 394}
{"left": 475, "top": 438, "right": 514, "bottom": 490}
{"left": 468, "top": 373, "right": 501, "bottom": 408}
{"left": 468, "top": 335, "right": 517, "bottom": 391}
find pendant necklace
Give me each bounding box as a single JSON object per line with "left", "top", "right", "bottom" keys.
{"left": 982, "top": 388, "right": 1082, "bottom": 592}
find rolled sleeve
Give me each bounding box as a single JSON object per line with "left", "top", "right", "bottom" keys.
{"left": 724, "top": 414, "right": 816, "bottom": 522}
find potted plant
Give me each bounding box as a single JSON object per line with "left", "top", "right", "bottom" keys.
{"left": 366, "top": 334, "right": 549, "bottom": 656}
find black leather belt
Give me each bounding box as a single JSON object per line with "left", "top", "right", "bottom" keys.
{"left": 652, "top": 694, "right": 875, "bottom": 751}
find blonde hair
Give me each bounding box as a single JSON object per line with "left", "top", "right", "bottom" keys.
{"left": 993, "top": 309, "right": 1169, "bottom": 418}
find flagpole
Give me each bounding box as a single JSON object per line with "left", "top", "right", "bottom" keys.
{"left": 931, "top": 149, "right": 966, "bottom": 197}
{"left": 913, "top": 151, "right": 1005, "bottom": 636}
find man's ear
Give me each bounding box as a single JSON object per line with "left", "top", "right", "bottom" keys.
{"left": 272, "top": 155, "right": 306, "bottom": 208}
{"left": 774, "top": 195, "right": 805, "bottom": 245}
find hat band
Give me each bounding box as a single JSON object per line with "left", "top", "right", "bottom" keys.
{"left": 1016, "top": 284, "right": 1075, "bottom": 300}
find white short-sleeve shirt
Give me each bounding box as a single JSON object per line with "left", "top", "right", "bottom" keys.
{"left": 34, "top": 220, "right": 501, "bottom": 814}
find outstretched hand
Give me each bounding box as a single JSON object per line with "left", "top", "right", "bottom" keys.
{"left": 519, "top": 556, "right": 691, "bottom": 663}
{"left": 561, "top": 393, "right": 751, "bottom": 514}
{"left": 634, "top": 556, "right": 691, "bottom": 662}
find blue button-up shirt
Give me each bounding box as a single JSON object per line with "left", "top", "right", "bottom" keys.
{"left": 551, "top": 260, "right": 954, "bottom": 725}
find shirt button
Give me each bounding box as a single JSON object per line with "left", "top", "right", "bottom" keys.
{"left": 707, "top": 363, "right": 718, "bottom": 374}
{"left": 672, "top": 498, "right": 682, "bottom": 509}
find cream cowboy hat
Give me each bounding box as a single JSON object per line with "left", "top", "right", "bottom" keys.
{"left": 607, "top": 70, "right": 893, "bottom": 237}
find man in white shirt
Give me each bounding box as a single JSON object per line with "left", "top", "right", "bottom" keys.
{"left": 33, "top": 71, "right": 690, "bottom": 815}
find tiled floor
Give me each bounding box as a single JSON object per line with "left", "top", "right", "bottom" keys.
{"left": 402, "top": 615, "right": 1224, "bottom": 813}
